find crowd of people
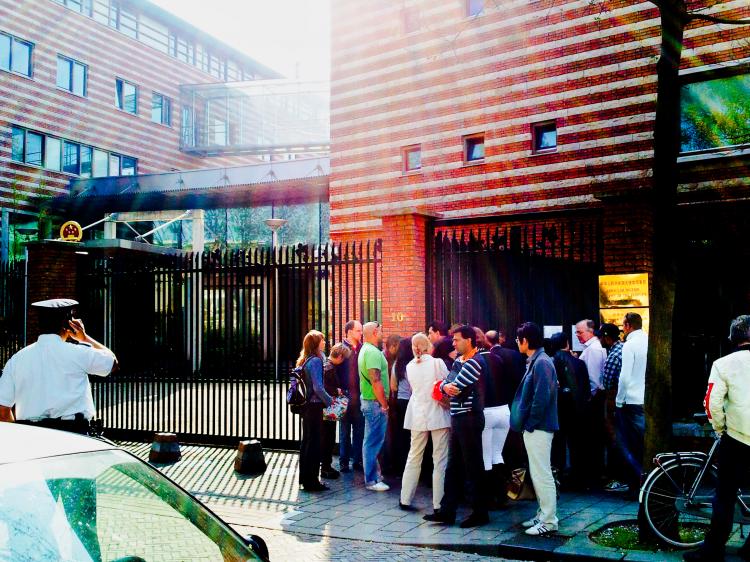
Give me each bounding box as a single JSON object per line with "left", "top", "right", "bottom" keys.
{"left": 294, "top": 313, "right": 649, "bottom": 535}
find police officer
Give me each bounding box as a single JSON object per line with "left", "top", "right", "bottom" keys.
{"left": 0, "top": 298, "right": 117, "bottom": 432}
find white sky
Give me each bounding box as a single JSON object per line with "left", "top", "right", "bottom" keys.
{"left": 148, "top": 0, "right": 331, "bottom": 81}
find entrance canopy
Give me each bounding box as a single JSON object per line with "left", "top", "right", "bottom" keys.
{"left": 52, "top": 157, "right": 329, "bottom": 219}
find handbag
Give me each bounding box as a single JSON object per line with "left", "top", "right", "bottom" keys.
{"left": 506, "top": 466, "right": 561, "bottom": 501}
{"left": 323, "top": 395, "right": 349, "bottom": 421}
{"left": 431, "top": 359, "right": 451, "bottom": 409}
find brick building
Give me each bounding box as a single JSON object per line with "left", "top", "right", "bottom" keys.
{"left": 0, "top": 0, "right": 289, "bottom": 258}
{"left": 330, "top": 0, "right": 750, "bottom": 415}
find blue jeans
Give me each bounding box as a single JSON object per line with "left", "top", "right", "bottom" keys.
{"left": 615, "top": 404, "right": 645, "bottom": 487}
{"left": 361, "top": 399, "right": 388, "bottom": 485}
{"left": 339, "top": 402, "right": 364, "bottom": 468}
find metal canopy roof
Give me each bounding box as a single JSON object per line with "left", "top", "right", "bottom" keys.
{"left": 53, "top": 157, "right": 329, "bottom": 217}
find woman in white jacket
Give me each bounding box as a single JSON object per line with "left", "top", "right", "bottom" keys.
{"left": 399, "top": 333, "right": 452, "bottom": 511}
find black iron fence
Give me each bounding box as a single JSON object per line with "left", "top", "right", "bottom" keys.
{"left": 80, "top": 241, "right": 382, "bottom": 446}
{"left": 427, "top": 221, "right": 602, "bottom": 335}
{"left": 0, "top": 259, "right": 25, "bottom": 366}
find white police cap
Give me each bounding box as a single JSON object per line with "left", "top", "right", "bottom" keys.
{"left": 31, "top": 298, "right": 79, "bottom": 309}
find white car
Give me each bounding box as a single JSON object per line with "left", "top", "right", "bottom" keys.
{"left": 0, "top": 423, "right": 268, "bottom": 562}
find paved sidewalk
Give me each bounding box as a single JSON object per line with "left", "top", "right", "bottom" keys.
{"left": 121, "top": 442, "right": 747, "bottom": 561}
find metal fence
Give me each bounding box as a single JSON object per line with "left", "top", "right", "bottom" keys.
{"left": 80, "top": 241, "right": 382, "bottom": 447}
{"left": 0, "top": 259, "right": 25, "bottom": 366}
{"left": 427, "top": 221, "right": 602, "bottom": 334}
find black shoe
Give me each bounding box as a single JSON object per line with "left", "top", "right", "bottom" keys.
{"left": 339, "top": 464, "right": 351, "bottom": 473}
{"left": 399, "top": 502, "right": 418, "bottom": 512}
{"left": 302, "top": 482, "right": 330, "bottom": 492}
{"left": 423, "top": 510, "right": 455, "bottom": 524}
{"left": 683, "top": 549, "right": 724, "bottom": 562}
{"left": 460, "top": 512, "right": 489, "bottom": 528}
{"left": 352, "top": 462, "right": 364, "bottom": 472}
{"left": 321, "top": 467, "right": 340, "bottom": 479}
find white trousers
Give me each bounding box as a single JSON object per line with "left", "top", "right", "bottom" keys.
{"left": 523, "top": 429, "right": 558, "bottom": 527}
{"left": 400, "top": 428, "right": 450, "bottom": 510}
{"left": 481, "top": 405, "right": 511, "bottom": 470}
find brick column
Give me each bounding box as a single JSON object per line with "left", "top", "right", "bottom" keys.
{"left": 379, "top": 212, "right": 432, "bottom": 337}
{"left": 600, "top": 195, "right": 655, "bottom": 275}
{"left": 25, "top": 241, "right": 84, "bottom": 342}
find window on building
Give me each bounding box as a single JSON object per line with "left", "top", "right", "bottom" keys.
{"left": 121, "top": 156, "right": 136, "bottom": 175}
{"left": 151, "top": 92, "right": 171, "bottom": 125}
{"left": 80, "top": 145, "right": 92, "bottom": 177}
{"left": 56, "top": 56, "right": 87, "bottom": 96}
{"left": 45, "top": 137, "right": 62, "bottom": 171}
{"left": 402, "top": 144, "right": 422, "bottom": 172}
{"left": 93, "top": 148, "right": 108, "bottom": 177}
{"left": 466, "top": 0, "right": 484, "bottom": 16}
{"left": 11, "top": 126, "right": 24, "bottom": 162}
{"left": 0, "top": 32, "right": 32, "bottom": 77}
{"left": 531, "top": 121, "right": 557, "bottom": 153}
{"left": 116, "top": 78, "right": 138, "bottom": 114}
{"left": 463, "top": 134, "right": 485, "bottom": 163}
{"left": 181, "top": 106, "right": 195, "bottom": 147}
{"left": 63, "top": 141, "right": 80, "bottom": 174}
{"left": 64, "top": 0, "right": 92, "bottom": 16}
{"left": 108, "top": 153, "right": 121, "bottom": 176}
{"left": 25, "top": 132, "right": 43, "bottom": 167}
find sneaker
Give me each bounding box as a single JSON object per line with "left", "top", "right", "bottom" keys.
{"left": 525, "top": 521, "right": 558, "bottom": 536}
{"left": 604, "top": 480, "right": 630, "bottom": 493}
{"left": 366, "top": 481, "right": 390, "bottom": 492}
{"left": 521, "top": 517, "right": 541, "bottom": 529}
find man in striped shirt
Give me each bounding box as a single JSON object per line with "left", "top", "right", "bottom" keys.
{"left": 423, "top": 325, "right": 489, "bottom": 528}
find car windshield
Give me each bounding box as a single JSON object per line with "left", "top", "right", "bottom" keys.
{"left": 0, "top": 449, "right": 257, "bottom": 562}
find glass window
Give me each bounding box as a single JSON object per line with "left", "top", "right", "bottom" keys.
{"left": 464, "top": 134, "right": 485, "bottom": 162}
{"left": 72, "top": 61, "right": 86, "bottom": 96}
{"left": 56, "top": 56, "right": 72, "bottom": 90}
{"left": 120, "top": 8, "right": 138, "bottom": 38}
{"left": 108, "top": 153, "right": 120, "bottom": 176}
{"left": 45, "top": 137, "right": 62, "bottom": 171}
{"left": 121, "top": 156, "right": 136, "bottom": 176}
{"left": 151, "top": 93, "right": 171, "bottom": 125}
{"left": 91, "top": 0, "right": 109, "bottom": 24}
{"left": 403, "top": 145, "right": 421, "bottom": 172}
{"left": 11, "top": 126, "right": 24, "bottom": 162}
{"left": 10, "top": 37, "right": 32, "bottom": 76}
{"left": 93, "top": 148, "right": 108, "bottom": 177}
{"left": 25, "top": 132, "right": 43, "bottom": 166}
{"left": 467, "top": 0, "right": 484, "bottom": 16}
{"left": 532, "top": 121, "right": 557, "bottom": 153}
{"left": 0, "top": 34, "right": 10, "bottom": 71}
{"left": 116, "top": 78, "right": 137, "bottom": 114}
{"left": 63, "top": 141, "right": 80, "bottom": 174}
{"left": 80, "top": 145, "right": 92, "bottom": 178}
{"left": 181, "top": 106, "right": 195, "bottom": 147}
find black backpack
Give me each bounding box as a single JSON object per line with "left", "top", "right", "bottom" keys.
{"left": 286, "top": 361, "right": 309, "bottom": 414}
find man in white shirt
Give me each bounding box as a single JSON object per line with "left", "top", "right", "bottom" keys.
{"left": 615, "top": 312, "right": 647, "bottom": 494}
{"left": 575, "top": 319, "right": 608, "bottom": 484}
{"left": 0, "top": 298, "right": 117, "bottom": 434}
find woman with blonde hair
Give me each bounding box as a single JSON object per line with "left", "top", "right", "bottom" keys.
{"left": 297, "top": 329, "right": 333, "bottom": 492}
{"left": 399, "top": 332, "right": 451, "bottom": 512}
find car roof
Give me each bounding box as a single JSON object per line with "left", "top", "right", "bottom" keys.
{"left": 0, "top": 423, "right": 116, "bottom": 464}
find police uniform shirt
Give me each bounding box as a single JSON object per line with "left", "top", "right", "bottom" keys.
{"left": 0, "top": 334, "right": 115, "bottom": 421}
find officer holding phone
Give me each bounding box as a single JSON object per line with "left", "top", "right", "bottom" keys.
{"left": 0, "top": 298, "right": 118, "bottom": 434}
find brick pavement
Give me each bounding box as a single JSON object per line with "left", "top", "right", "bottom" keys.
{"left": 120, "top": 442, "right": 747, "bottom": 562}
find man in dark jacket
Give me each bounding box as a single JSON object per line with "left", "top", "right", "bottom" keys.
{"left": 428, "top": 320, "right": 454, "bottom": 370}
{"left": 510, "top": 322, "right": 559, "bottom": 536}
{"left": 547, "top": 331, "right": 589, "bottom": 490}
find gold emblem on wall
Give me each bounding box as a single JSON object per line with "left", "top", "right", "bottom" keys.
{"left": 60, "top": 221, "right": 83, "bottom": 242}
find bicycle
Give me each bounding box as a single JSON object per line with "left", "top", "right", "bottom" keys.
{"left": 639, "top": 414, "right": 750, "bottom": 548}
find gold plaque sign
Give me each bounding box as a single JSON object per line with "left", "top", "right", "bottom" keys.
{"left": 60, "top": 221, "right": 83, "bottom": 242}
{"left": 599, "top": 273, "right": 649, "bottom": 308}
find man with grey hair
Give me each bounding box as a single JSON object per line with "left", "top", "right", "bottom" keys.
{"left": 615, "top": 312, "right": 648, "bottom": 495}
{"left": 358, "top": 321, "right": 390, "bottom": 491}
{"left": 684, "top": 315, "right": 750, "bottom": 562}
{"left": 576, "top": 318, "right": 607, "bottom": 484}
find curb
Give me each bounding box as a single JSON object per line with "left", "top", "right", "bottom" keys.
{"left": 404, "top": 540, "right": 628, "bottom": 562}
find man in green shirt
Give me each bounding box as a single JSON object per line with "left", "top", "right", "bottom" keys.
{"left": 358, "top": 321, "right": 390, "bottom": 491}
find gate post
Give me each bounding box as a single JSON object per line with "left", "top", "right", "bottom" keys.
{"left": 379, "top": 211, "right": 434, "bottom": 336}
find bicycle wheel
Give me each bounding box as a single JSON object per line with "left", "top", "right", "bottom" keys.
{"left": 641, "top": 459, "right": 717, "bottom": 548}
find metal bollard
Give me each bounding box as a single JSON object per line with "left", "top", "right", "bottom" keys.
{"left": 149, "top": 432, "right": 181, "bottom": 463}
{"left": 234, "top": 439, "right": 266, "bottom": 475}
